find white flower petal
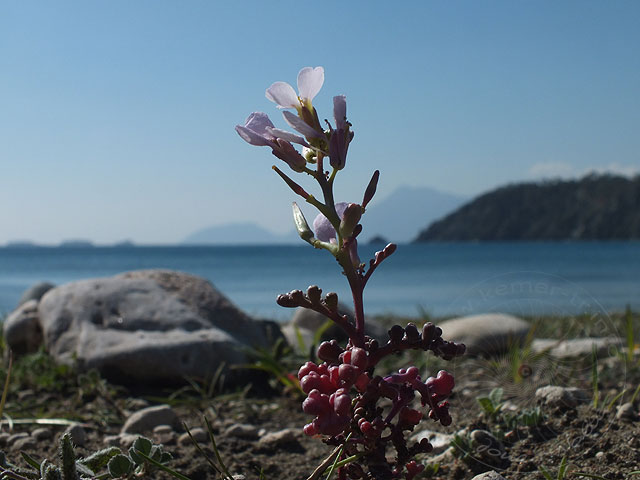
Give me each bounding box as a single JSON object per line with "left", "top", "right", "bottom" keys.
{"left": 297, "top": 66, "right": 324, "bottom": 101}
{"left": 266, "top": 127, "right": 310, "bottom": 147}
{"left": 265, "top": 81, "right": 299, "bottom": 108}
{"left": 235, "top": 125, "right": 271, "bottom": 147}
{"left": 282, "top": 111, "right": 323, "bottom": 139}
{"left": 333, "top": 96, "right": 347, "bottom": 129}
{"left": 244, "top": 112, "right": 275, "bottom": 136}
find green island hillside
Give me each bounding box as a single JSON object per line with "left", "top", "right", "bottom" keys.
{"left": 415, "top": 174, "right": 640, "bottom": 241}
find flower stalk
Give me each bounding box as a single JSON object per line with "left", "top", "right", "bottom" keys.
{"left": 236, "top": 66, "right": 465, "bottom": 480}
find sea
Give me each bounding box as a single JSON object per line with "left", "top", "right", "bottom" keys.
{"left": 1, "top": 243, "right": 639, "bottom": 321}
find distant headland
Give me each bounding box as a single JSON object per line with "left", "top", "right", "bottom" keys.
{"left": 415, "top": 174, "right": 640, "bottom": 242}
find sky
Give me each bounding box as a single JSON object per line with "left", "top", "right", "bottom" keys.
{"left": 1, "top": 1, "right": 639, "bottom": 245}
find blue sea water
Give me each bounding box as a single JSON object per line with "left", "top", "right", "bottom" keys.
{"left": 0, "top": 243, "right": 638, "bottom": 321}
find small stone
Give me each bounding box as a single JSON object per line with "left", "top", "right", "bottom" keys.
{"left": 121, "top": 405, "right": 179, "bottom": 434}
{"left": 7, "top": 432, "right": 29, "bottom": 445}
{"left": 225, "top": 424, "right": 259, "bottom": 439}
{"left": 410, "top": 430, "right": 454, "bottom": 454}
{"left": 258, "top": 428, "right": 299, "bottom": 447}
{"left": 126, "top": 398, "right": 151, "bottom": 411}
{"left": 155, "top": 431, "right": 176, "bottom": 445}
{"left": 12, "top": 437, "right": 36, "bottom": 450}
{"left": 595, "top": 451, "right": 605, "bottom": 459}
{"left": 64, "top": 424, "right": 87, "bottom": 447}
{"left": 103, "top": 435, "right": 121, "bottom": 447}
{"left": 470, "top": 430, "right": 507, "bottom": 465}
{"left": 471, "top": 471, "right": 508, "bottom": 480}
{"left": 535, "top": 386, "right": 589, "bottom": 409}
{"left": 178, "top": 427, "right": 207, "bottom": 446}
{"left": 118, "top": 434, "right": 139, "bottom": 448}
{"left": 31, "top": 428, "right": 53, "bottom": 441}
{"left": 153, "top": 425, "right": 174, "bottom": 434}
{"left": 616, "top": 402, "right": 637, "bottom": 421}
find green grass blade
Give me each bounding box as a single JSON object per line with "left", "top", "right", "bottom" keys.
{"left": 558, "top": 455, "right": 568, "bottom": 480}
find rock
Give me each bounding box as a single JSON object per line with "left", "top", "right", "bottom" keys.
{"left": 153, "top": 425, "right": 176, "bottom": 445}
{"left": 438, "top": 313, "right": 530, "bottom": 356}
{"left": 18, "top": 282, "right": 56, "bottom": 306}
{"left": 29, "top": 270, "right": 281, "bottom": 383}
{"left": 64, "top": 424, "right": 87, "bottom": 447}
{"left": 616, "top": 402, "right": 637, "bottom": 421}
{"left": 282, "top": 305, "right": 386, "bottom": 353}
{"left": 258, "top": 428, "right": 299, "bottom": 447}
{"left": 224, "top": 423, "right": 259, "bottom": 439}
{"left": 471, "top": 471, "right": 508, "bottom": 480}
{"left": 410, "top": 430, "right": 454, "bottom": 454}
{"left": 153, "top": 425, "right": 174, "bottom": 434}
{"left": 12, "top": 436, "right": 36, "bottom": 451}
{"left": 470, "top": 429, "right": 507, "bottom": 466}
{"left": 7, "top": 432, "right": 29, "bottom": 445}
{"left": 535, "top": 386, "right": 589, "bottom": 409}
{"left": 179, "top": 427, "right": 207, "bottom": 445}
{"left": 3, "top": 300, "right": 42, "bottom": 354}
{"left": 118, "top": 434, "right": 139, "bottom": 448}
{"left": 531, "top": 337, "right": 623, "bottom": 359}
{"left": 121, "top": 405, "right": 179, "bottom": 434}
{"left": 103, "top": 435, "right": 121, "bottom": 447}
{"left": 31, "top": 428, "right": 53, "bottom": 441}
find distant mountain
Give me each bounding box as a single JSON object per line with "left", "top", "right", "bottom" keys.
{"left": 361, "top": 185, "right": 467, "bottom": 243}
{"left": 415, "top": 174, "right": 640, "bottom": 242}
{"left": 182, "top": 222, "right": 299, "bottom": 245}
{"left": 184, "top": 186, "right": 466, "bottom": 245}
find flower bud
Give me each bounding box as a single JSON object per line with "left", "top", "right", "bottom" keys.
{"left": 317, "top": 340, "right": 343, "bottom": 364}
{"left": 324, "top": 292, "right": 339, "bottom": 312}
{"left": 362, "top": 170, "right": 379, "bottom": 209}
{"left": 306, "top": 285, "right": 322, "bottom": 305}
{"left": 338, "top": 203, "right": 362, "bottom": 239}
{"left": 388, "top": 325, "right": 404, "bottom": 343}
{"left": 292, "top": 203, "right": 315, "bottom": 244}
{"left": 403, "top": 323, "right": 420, "bottom": 342}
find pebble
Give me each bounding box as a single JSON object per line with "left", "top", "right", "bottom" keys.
{"left": 595, "top": 451, "right": 605, "bottom": 459}
{"left": 471, "top": 471, "right": 508, "bottom": 480}
{"left": 535, "top": 386, "right": 589, "bottom": 409}
{"left": 258, "top": 428, "right": 298, "bottom": 447}
{"left": 470, "top": 430, "right": 507, "bottom": 465}
{"left": 118, "top": 434, "right": 139, "bottom": 449}
{"left": 153, "top": 425, "right": 174, "bottom": 434}
{"left": 12, "top": 436, "right": 36, "bottom": 450}
{"left": 178, "top": 427, "right": 208, "bottom": 446}
{"left": 31, "top": 428, "right": 53, "bottom": 441}
{"left": 410, "top": 430, "right": 454, "bottom": 454}
{"left": 103, "top": 435, "right": 121, "bottom": 447}
{"left": 65, "top": 424, "right": 87, "bottom": 447}
{"left": 7, "top": 432, "right": 29, "bottom": 445}
{"left": 224, "top": 423, "right": 259, "bottom": 439}
{"left": 121, "top": 404, "right": 179, "bottom": 434}
{"left": 616, "top": 402, "right": 637, "bottom": 421}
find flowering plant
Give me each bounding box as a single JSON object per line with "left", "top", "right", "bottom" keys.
{"left": 237, "top": 67, "right": 465, "bottom": 480}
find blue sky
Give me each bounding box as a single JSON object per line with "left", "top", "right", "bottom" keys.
{"left": 1, "top": 1, "right": 638, "bottom": 244}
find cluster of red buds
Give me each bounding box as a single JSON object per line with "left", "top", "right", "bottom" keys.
{"left": 292, "top": 319, "right": 464, "bottom": 479}
{"left": 236, "top": 66, "right": 465, "bottom": 480}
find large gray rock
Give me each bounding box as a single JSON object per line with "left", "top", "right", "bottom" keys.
{"left": 438, "top": 313, "right": 531, "bottom": 356}
{"left": 531, "top": 337, "right": 623, "bottom": 359}
{"left": 17, "top": 270, "right": 280, "bottom": 383}
{"left": 3, "top": 300, "right": 42, "bottom": 354}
